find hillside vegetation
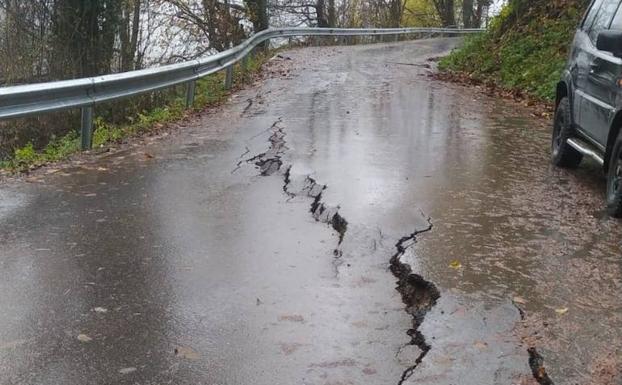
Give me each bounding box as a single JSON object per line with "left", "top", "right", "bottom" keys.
{"left": 439, "top": 0, "right": 590, "bottom": 101}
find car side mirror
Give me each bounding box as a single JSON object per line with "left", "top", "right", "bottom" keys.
{"left": 597, "top": 30, "right": 622, "bottom": 58}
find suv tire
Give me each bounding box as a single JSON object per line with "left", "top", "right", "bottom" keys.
{"left": 552, "top": 97, "right": 583, "bottom": 168}
{"left": 606, "top": 130, "right": 622, "bottom": 217}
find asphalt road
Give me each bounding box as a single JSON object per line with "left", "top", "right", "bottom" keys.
{"left": 0, "top": 38, "right": 620, "bottom": 385}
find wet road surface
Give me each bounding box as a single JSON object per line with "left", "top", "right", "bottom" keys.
{"left": 1, "top": 38, "right": 621, "bottom": 384}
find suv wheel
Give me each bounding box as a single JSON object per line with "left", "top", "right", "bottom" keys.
{"left": 552, "top": 97, "right": 582, "bottom": 168}
{"left": 606, "top": 131, "right": 622, "bottom": 217}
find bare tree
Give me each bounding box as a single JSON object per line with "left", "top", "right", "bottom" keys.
{"left": 50, "top": 0, "right": 123, "bottom": 78}
{"left": 269, "top": 0, "right": 337, "bottom": 28}
{"left": 431, "top": 0, "right": 455, "bottom": 26}
{"left": 246, "top": 0, "right": 269, "bottom": 31}
{"left": 463, "top": 0, "right": 491, "bottom": 27}
{"left": 120, "top": 0, "right": 143, "bottom": 71}
{"left": 163, "top": 0, "right": 246, "bottom": 54}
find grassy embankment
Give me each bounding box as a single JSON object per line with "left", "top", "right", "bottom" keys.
{"left": 439, "top": 0, "right": 589, "bottom": 102}
{"left": 0, "top": 52, "right": 268, "bottom": 173}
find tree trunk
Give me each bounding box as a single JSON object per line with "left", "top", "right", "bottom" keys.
{"left": 473, "top": 0, "right": 491, "bottom": 28}
{"left": 51, "top": 0, "right": 121, "bottom": 78}
{"left": 463, "top": 0, "right": 473, "bottom": 27}
{"left": 246, "top": 0, "right": 268, "bottom": 33}
{"left": 328, "top": 0, "right": 337, "bottom": 27}
{"left": 433, "top": 0, "right": 456, "bottom": 27}
{"left": 389, "top": 0, "right": 402, "bottom": 27}
{"left": 129, "top": 0, "right": 141, "bottom": 68}
{"left": 316, "top": 0, "right": 329, "bottom": 27}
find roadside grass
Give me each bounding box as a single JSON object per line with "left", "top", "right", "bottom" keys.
{"left": 0, "top": 51, "right": 269, "bottom": 173}
{"left": 438, "top": 0, "right": 587, "bottom": 102}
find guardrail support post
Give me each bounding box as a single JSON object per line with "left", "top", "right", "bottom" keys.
{"left": 80, "top": 106, "right": 94, "bottom": 151}
{"left": 224, "top": 66, "right": 233, "bottom": 90}
{"left": 186, "top": 80, "right": 196, "bottom": 108}
{"left": 242, "top": 53, "right": 251, "bottom": 81}
{"left": 242, "top": 54, "right": 249, "bottom": 70}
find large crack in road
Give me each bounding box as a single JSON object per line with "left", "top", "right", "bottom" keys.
{"left": 529, "top": 347, "right": 555, "bottom": 385}
{"left": 243, "top": 118, "right": 441, "bottom": 383}
{"left": 389, "top": 222, "right": 439, "bottom": 384}
{"left": 515, "top": 296, "right": 555, "bottom": 385}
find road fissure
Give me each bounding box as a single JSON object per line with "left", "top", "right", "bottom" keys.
{"left": 389, "top": 220, "right": 439, "bottom": 384}
{"left": 528, "top": 347, "right": 555, "bottom": 385}
{"left": 243, "top": 119, "right": 444, "bottom": 382}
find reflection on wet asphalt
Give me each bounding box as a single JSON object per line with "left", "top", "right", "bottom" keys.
{"left": 0, "top": 38, "right": 620, "bottom": 385}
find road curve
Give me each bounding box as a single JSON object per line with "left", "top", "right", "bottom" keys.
{"left": 0, "top": 38, "right": 620, "bottom": 385}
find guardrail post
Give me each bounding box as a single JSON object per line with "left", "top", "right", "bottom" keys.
{"left": 242, "top": 53, "right": 251, "bottom": 81}
{"left": 243, "top": 54, "right": 249, "bottom": 70}
{"left": 80, "top": 106, "right": 94, "bottom": 151}
{"left": 186, "top": 80, "right": 196, "bottom": 108}
{"left": 224, "top": 66, "right": 233, "bottom": 90}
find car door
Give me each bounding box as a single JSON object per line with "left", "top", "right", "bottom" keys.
{"left": 572, "top": 0, "right": 605, "bottom": 131}
{"left": 586, "top": 6, "right": 622, "bottom": 147}
{"left": 577, "top": 0, "right": 621, "bottom": 147}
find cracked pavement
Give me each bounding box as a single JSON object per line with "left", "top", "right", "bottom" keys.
{"left": 0, "top": 38, "right": 621, "bottom": 384}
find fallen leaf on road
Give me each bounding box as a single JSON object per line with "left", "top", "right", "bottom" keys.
{"left": 93, "top": 307, "right": 108, "bottom": 313}
{"left": 363, "top": 367, "right": 377, "bottom": 375}
{"left": 555, "top": 307, "right": 569, "bottom": 315}
{"left": 474, "top": 341, "right": 488, "bottom": 349}
{"left": 174, "top": 346, "right": 200, "bottom": 360}
{"left": 77, "top": 334, "right": 92, "bottom": 343}
{"left": 118, "top": 367, "right": 137, "bottom": 374}
{"left": 449, "top": 260, "right": 462, "bottom": 269}
{"left": 278, "top": 314, "right": 305, "bottom": 323}
{"left": 279, "top": 342, "right": 303, "bottom": 355}
{"left": 513, "top": 296, "right": 527, "bottom": 305}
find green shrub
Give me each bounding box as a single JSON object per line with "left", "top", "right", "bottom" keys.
{"left": 439, "top": 0, "right": 587, "bottom": 101}
{"left": 14, "top": 143, "right": 40, "bottom": 166}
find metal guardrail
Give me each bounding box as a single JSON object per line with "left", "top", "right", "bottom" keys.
{"left": 0, "top": 27, "right": 483, "bottom": 149}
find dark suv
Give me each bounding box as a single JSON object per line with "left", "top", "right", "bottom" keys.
{"left": 553, "top": 0, "right": 622, "bottom": 216}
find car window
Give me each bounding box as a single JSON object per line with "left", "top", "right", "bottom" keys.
{"left": 584, "top": 0, "right": 606, "bottom": 30}
{"left": 588, "top": 0, "right": 620, "bottom": 43}
{"left": 610, "top": 2, "right": 622, "bottom": 28}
